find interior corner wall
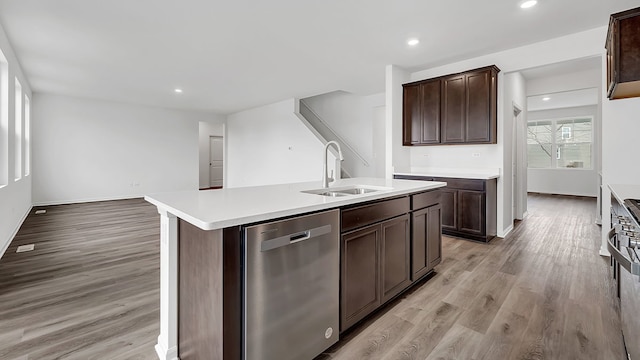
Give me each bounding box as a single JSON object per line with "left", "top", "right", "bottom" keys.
{"left": 226, "top": 98, "right": 330, "bottom": 188}
{"left": 32, "top": 93, "right": 210, "bottom": 205}
{"left": 199, "top": 117, "right": 226, "bottom": 189}
{"left": 301, "top": 91, "right": 384, "bottom": 178}
{"left": 502, "top": 72, "right": 526, "bottom": 231}
{"left": 0, "top": 21, "right": 33, "bottom": 258}
{"left": 601, "top": 49, "right": 640, "bottom": 254}
{"left": 386, "top": 65, "right": 410, "bottom": 178}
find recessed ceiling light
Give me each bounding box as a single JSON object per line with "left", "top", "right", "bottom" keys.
{"left": 174, "top": 88, "right": 183, "bottom": 94}
{"left": 407, "top": 38, "right": 420, "bottom": 46}
{"left": 542, "top": 97, "right": 550, "bottom": 101}
{"left": 520, "top": 0, "right": 537, "bottom": 9}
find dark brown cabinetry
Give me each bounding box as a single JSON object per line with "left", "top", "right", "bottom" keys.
{"left": 340, "top": 191, "right": 441, "bottom": 332}
{"left": 380, "top": 215, "right": 411, "bottom": 303}
{"left": 341, "top": 225, "right": 381, "bottom": 331}
{"left": 340, "top": 197, "right": 410, "bottom": 331}
{"left": 606, "top": 7, "right": 640, "bottom": 100}
{"left": 395, "top": 175, "right": 496, "bottom": 242}
{"left": 403, "top": 65, "right": 499, "bottom": 145}
{"left": 403, "top": 79, "right": 441, "bottom": 145}
{"left": 411, "top": 191, "right": 442, "bottom": 280}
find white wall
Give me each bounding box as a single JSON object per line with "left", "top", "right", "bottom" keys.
{"left": 388, "top": 26, "right": 608, "bottom": 238}
{"left": 226, "top": 98, "right": 332, "bottom": 188}
{"left": 502, "top": 72, "right": 527, "bottom": 229}
{"left": 302, "top": 91, "right": 384, "bottom": 178}
{"left": 527, "top": 68, "right": 601, "bottom": 96}
{"left": 386, "top": 65, "right": 410, "bottom": 177}
{"left": 198, "top": 118, "right": 225, "bottom": 189}
{"left": 601, "top": 53, "right": 640, "bottom": 255}
{"left": 0, "top": 21, "right": 33, "bottom": 258}
{"left": 527, "top": 105, "right": 599, "bottom": 197}
{"left": 32, "top": 93, "right": 210, "bottom": 205}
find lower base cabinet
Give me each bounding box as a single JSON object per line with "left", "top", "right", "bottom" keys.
{"left": 412, "top": 204, "right": 442, "bottom": 280}
{"left": 340, "top": 214, "right": 410, "bottom": 331}
{"left": 340, "top": 191, "right": 442, "bottom": 332}
{"left": 394, "top": 175, "right": 496, "bottom": 242}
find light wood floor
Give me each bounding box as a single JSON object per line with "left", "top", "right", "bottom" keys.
{"left": 0, "top": 194, "right": 625, "bottom": 359}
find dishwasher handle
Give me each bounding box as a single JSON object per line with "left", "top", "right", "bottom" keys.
{"left": 260, "top": 224, "right": 332, "bottom": 252}
{"left": 608, "top": 228, "right": 640, "bottom": 277}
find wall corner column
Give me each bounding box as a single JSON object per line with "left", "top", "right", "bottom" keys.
{"left": 155, "top": 208, "right": 180, "bottom": 360}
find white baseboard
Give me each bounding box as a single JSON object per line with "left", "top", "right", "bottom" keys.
{"left": 32, "top": 194, "right": 143, "bottom": 207}
{"left": 498, "top": 224, "right": 514, "bottom": 239}
{"left": 155, "top": 342, "right": 179, "bottom": 360}
{"left": 0, "top": 205, "right": 33, "bottom": 260}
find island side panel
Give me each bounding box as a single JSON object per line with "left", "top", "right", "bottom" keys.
{"left": 222, "top": 226, "right": 242, "bottom": 360}
{"left": 178, "top": 221, "right": 242, "bottom": 360}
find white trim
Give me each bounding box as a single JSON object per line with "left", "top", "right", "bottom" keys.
{"left": 498, "top": 223, "right": 514, "bottom": 238}
{"left": 32, "top": 195, "right": 144, "bottom": 207}
{"left": 157, "top": 209, "right": 179, "bottom": 360}
{"left": 0, "top": 205, "right": 32, "bottom": 259}
{"left": 599, "top": 246, "right": 610, "bottom": 257}
{"left": 155, "top": 339, "right": 179, "bottom": 360}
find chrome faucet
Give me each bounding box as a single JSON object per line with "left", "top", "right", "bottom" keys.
{"left": 322, "top": 141, "right": 344, "bottom": 188}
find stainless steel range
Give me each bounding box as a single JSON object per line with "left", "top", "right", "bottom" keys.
{"left": 609, "top": 196, "right": 640, "bottom": 359}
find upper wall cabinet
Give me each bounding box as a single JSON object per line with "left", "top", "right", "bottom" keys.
{"left": 607, "top": 7, "right": 640, "bottom": 100}
{"left": 403, "top": 65, "right": 499, "bottom": 146}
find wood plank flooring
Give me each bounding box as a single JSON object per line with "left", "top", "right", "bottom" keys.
{"left": 321, "top": 194, "right": 626, "bottom": 360}
{"left": 0, "top": 194, "right": 626, "bottom": 359}
{"left": 0, "top": 199, "right": 160, "bottom": 360}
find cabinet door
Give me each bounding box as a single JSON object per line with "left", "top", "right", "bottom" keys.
{"left": 403, "top": 84, "right": 422, "bottom": 145}
{"left": 458, "top": 190, "right": 486, "bottom": 236}
{"left": 380, "top": 215, "right": 411, "bottom": 303}
{"left": 411, "top": 208, "right": 428, "bottom": 280}
{"left": 426, "top": 204, "right": 442, "bottom": 270}
{"left": 466, "top": 70, "right": 492, "bottom": 143}
{"left": 420, "top": 80, "right": 441, "bottom": 144}
{"left": 412, "top": 205, "right": 442, "bottom": 281}
{"left": 440, "top": 188, "right": 457, "bottom": 231}
{"left": 341, "top": 225, "right": 380, "bottom": 331}
{"left": 441, "top": 75, "right": 465, "bottom": 143}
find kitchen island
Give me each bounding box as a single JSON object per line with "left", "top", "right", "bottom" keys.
{"left": 145, "top": 177, "right": 446, "bottom": 360}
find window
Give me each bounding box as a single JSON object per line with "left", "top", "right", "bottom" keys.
{"left": 14, "top": 78, "right": 21, "bottom": 181}
{"left": 527, "top": 116, "right": 593, "bottom": 169}
{"left": 24, "top": 95, "right": 30, "bottom": 176}
{"left": 0, "top": 48, "right": 7, "bottom": 186}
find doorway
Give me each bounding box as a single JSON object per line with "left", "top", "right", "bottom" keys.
{"left": 209, "top": 136, "right": 224, "bottom": 188}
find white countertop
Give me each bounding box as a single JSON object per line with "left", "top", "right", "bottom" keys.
{"left": 609, "top": 184, "right": 640, "bottom": 205}
{"left": 145, "top": 177, "right": 446, "bottom": 231}
{"left": 394, "top": 167, "right": 500, "bottom": 180}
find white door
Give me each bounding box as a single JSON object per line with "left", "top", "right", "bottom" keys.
{"left": 209, "top": 136, "right": 224, "bottom": 188}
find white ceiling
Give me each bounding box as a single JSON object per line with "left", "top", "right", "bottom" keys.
{"left": 0, "top": 0, "right": 637, "bottom": 114}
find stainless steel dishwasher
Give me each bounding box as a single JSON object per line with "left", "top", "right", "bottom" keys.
{"left": 243, "top": 209, "right": 340, "bottom": 360}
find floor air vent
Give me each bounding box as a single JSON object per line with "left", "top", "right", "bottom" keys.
{"left": 16, "top": 244, "right": 35, "bottom": 253}
{"left": 35, "top": 210, "right": 46, "bottom": 215}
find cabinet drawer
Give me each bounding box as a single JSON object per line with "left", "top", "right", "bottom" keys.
{"left": 433, "top": 177, "right": 484, "bottom": 191}
{"left": 341, "top": 197, "right": 410, "bottom": 233}
{"left": 412, "top": 190, "right": 440, "bottom": 210}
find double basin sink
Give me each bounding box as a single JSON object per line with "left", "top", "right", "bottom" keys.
{"left": 301, "top": 185, "right": 392, "bottom": 197}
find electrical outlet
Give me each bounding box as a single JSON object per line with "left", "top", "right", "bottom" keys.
{"left": 472, "top": 153, "right": 481, "bottom": 157}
